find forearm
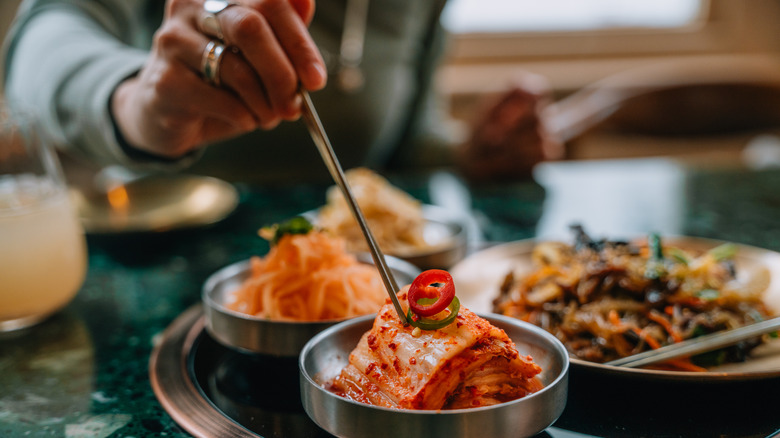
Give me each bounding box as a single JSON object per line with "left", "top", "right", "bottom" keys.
{"left": 3, "top": 1, "right": 196, "bottom": 170}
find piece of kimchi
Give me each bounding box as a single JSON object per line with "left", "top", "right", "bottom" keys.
{"left": 329, "top": 290, "right": 543, "bottom": 410}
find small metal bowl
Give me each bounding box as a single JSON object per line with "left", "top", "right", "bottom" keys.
{"left": 404, "top": 205, "right": 468, "bottom": 269}
{"left": 299, "top": 313, "right": 569, "bottom": 438}
{"left": 305, "top": 204, "right": 468, "bottom": 270}
{"left": 202, "top": 254, "right": 420, "bottom": 357}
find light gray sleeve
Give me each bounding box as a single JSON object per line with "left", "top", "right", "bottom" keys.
{"left": 2, "top": 0, "right": 197, "bottom": 170}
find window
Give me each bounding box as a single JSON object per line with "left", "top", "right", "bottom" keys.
{"left": 437, "top": 1, "right": 780, "bottom": 96}
{"left": 442, "top": 0, "right": 704, "bottom": 34}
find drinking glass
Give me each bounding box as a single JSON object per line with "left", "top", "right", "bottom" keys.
{"left": 0, "top": 106, "right": 87, "bottom": 331}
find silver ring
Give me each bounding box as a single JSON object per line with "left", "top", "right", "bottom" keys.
{"left": 200, "top": 0, "right": 239, "bottom": 41}
{"left": 201, "top": 40, "right": 226, "bottom": 86}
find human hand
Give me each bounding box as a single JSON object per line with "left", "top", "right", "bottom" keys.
{"left": 111, "top": 0, "right": 327, "bottom": 159}
{"left": 456, "top": 73, "right": 564, "bottom": 182}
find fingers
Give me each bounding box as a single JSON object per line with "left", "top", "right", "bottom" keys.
{"left": 217, "top": 1, "right": 327, "bottom": 115}
{"left": 134, "top": 57, "right": 258, "bottom": 149}
{"left": 150, "top": 28, "right": 258, "bottom": 132}
{"left": 155, "top": 16, "right": 284, "bottom": 129}
{"left": 160, "top": 62, "right": 255, "bottom": 130}
{"left": 218, "top": 48, "right": 283, "bottom": 128}
{"left": 157, "top": 0, "right": 327, "bottom": 129}
{"left": 254, "top": 0, "right": 326, "bottom": 91}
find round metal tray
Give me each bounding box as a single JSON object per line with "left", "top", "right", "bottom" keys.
{"left": 150, "top": 305, "right": 780, "bottom": 438}
{"left": 149, "top": 305, "right": 586, "bottom": 438}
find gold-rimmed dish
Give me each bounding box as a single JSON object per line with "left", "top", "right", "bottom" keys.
{"left": 202, "top": 253, "right": 420, "bottom": 357}
{"left": 71, "top": 174, "right": 239, "bottom": 234}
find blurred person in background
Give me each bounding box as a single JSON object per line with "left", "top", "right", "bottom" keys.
{"left": 1, "top": 0, "right": 560, "bottom": 186}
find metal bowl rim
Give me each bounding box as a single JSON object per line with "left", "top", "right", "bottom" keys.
{"left": 302, "top": 204, "right": 468, "bottom": 258}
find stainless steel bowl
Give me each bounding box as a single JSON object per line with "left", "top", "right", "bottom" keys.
{"left": 202, "top": 254, "right": 420, "bottom": 357}
{"left": 405, "top": 205, "right": 468, "bottom": 270}
{"left": 299, "top": 313, "right": 569, "bottom": 438}
{"left": 305, "top": 204, "right": 468, "bottom": 270}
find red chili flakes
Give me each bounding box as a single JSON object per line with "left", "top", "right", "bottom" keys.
{"left": 388, "top": 342, "right": 398, "bottom": 351}
{"left": 367, "top": 333, "right": 378, "bottom": 350}
{"left": 393, "top": 357, "right": 402, "bottom": 374}
{"left": 409, "top": 357, "right": 417, "bottom": 365}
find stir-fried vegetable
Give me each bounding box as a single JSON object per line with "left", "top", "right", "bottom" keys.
{"left": 494, "top": 225, "right": 774, "bottom": 370}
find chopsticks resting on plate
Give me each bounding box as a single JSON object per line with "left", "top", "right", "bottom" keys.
{"left": 606, "top": 316, "right": 780, "bottom": 368}
{"left": 299, "top": 89, "right": 408, "bottom": 324}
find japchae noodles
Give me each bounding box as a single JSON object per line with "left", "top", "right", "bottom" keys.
{"left": 493, "top": 225, "right": 775, "bottom": 371}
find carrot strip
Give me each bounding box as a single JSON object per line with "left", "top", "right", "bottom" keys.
{"left": 658, "top": 358, "right": 709, "bottom": 372}
{"left": 647, "top": 310, "right": 684, "bottom": 343}
{"left": 631, "top": 327, "right": 662, "bottom": 350}
{"left": 228, "top": 230, "right": 386, "bottom": 321}
{"left": 608, "top": 309, "right": 622, "bottom": 327}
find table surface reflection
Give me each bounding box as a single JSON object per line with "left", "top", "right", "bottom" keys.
{"left": 3, "top": 159, "right": 780, "bottom": 437}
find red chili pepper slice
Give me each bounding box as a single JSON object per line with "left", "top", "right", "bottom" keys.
{"left": 408, "top": 269, "right": 455, "bottom": 317}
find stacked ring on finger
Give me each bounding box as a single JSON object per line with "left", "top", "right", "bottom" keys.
{"left": 201, "top": 40, "right": 226, "bottom": 86}
{"left": 200, "top": 0, "right": 239, "bottom": 42}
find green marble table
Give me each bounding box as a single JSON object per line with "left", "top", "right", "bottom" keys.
{"left": 2, "top": 160, "right": 780, "bottom": 437}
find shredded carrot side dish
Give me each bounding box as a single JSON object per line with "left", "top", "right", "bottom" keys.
{"left": 227, "top": 230, "right": 386, "bottom": 321}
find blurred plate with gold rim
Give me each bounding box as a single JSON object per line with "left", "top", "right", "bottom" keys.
{"left": 70, "top": 174, "right": 238, "bottom": 234}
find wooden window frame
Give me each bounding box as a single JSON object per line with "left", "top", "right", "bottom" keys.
{"left": 437, "top": 0, "right": 780, "bottom": 97}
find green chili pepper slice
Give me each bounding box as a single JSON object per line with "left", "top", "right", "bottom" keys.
{"left": 407, "top": 296, "right": 460, "bottom": 330}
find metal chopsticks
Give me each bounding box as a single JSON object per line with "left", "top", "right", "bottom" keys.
{"left": 606, "top": 316, "right": 780, "bottom": 368}
{"left": 299, "top": 89, "right": 408, "bottom": 324}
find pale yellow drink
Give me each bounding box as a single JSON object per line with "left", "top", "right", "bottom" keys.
{"left": 0, "top": 178, "right": 87, "bottom": 328}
